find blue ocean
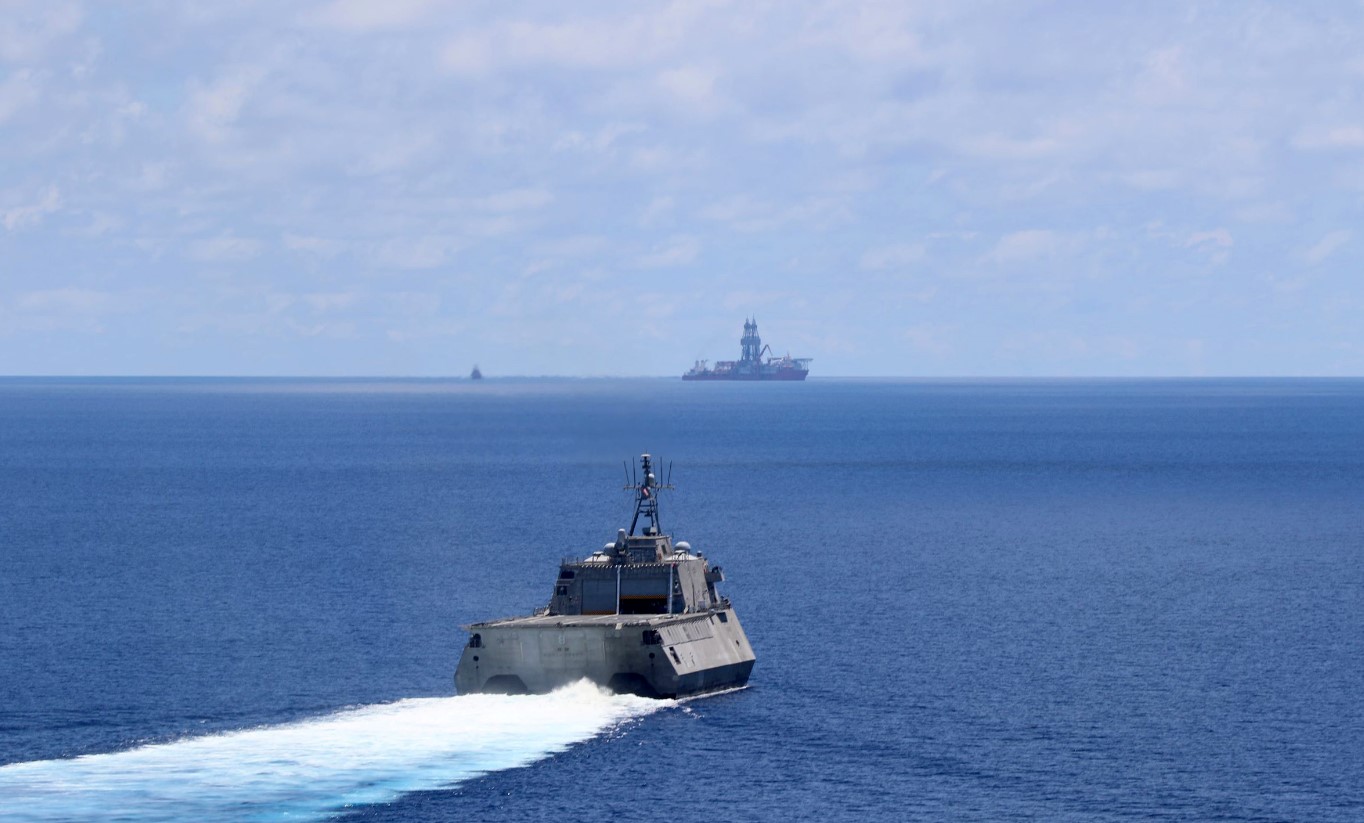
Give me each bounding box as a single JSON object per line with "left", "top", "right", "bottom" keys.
{"left": 1, "top": 378, "right": 1362, "bottom": 821}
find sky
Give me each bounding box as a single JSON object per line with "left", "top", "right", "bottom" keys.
{"left": 2, "top": 1, "right": 1363, "bottom": 377}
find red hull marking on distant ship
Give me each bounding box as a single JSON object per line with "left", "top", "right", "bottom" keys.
{"left": 681, "top": 372, "right": 808, "bottom": 381}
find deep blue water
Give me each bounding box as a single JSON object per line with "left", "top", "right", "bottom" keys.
{"left": 2, "top": 378, "right": 1362, "bottom": 821}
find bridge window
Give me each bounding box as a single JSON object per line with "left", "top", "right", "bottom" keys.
{"left": 618, "top": 595, "right": 667, "bottom": 615}
{"left": 468, "top": 633, "right": 482, "bottom": 649}
{"left": 641, "top": 630, "right": 661, "bottom": 645}
{"left": 558, "top": 569, "right": 575, "bottom": 579}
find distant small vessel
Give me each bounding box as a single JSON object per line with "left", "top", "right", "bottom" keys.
{"left": 454, "top": 453, "right": 756, "bottom": 698}
{"left": 470, "top": 366, "right": 483, "bottom": 380}
{"left": 683, "top": 318, "right": 810, "bottom": 381}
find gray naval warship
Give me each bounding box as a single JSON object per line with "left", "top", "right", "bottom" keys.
{"left": 455, "top": 454, "right": 755, "bottom": 698}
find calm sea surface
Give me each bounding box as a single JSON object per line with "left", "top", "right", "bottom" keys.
{"left": 1, "top": 378, "right": 1362, "bottom": 821}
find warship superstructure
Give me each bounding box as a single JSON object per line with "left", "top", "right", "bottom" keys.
{"left": 683, "top": 318, "right": 811, "bottom": 381}
{"left": 454, "top": 454, "right": 755, "bottom": 698}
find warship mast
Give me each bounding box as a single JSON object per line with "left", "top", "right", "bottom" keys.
{"left": 626, "top": 453, "right": 672, "bottom": 536}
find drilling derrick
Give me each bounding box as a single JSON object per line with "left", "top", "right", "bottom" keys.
{"left": 739, "top": 318, "right": 763, "bottom": 372}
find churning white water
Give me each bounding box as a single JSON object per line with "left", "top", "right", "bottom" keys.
{"left": 0, "top": 681, "right": 668, "bottom": 822}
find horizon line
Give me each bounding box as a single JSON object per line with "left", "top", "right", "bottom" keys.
{"left": 2, "top": 374, "right": 1363, "bottom": 381}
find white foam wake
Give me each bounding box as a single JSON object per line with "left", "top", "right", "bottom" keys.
{"left": 0, "top": 681, "right": 668, "bottom": 822}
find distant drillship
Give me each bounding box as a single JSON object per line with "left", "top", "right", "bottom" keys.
{"left": 683, "top": 318, "right": 811, "bottom": 381}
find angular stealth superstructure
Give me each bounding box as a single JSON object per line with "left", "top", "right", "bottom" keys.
{"left": 454, "top": 454, "right": 756, "bottom": 698}
{"left": 683, "top": 318, "right": 811, "bottom": 381}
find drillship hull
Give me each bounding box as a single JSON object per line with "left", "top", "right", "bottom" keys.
{"left": 455, "top": 607, "right": 755, "bottom": 698}
{"left": 682, "top": 370, "right": 808, "bottom": 381}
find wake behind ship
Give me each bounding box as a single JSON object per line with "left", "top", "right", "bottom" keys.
{"left": 683, "top": 318, "right": 811, "bottom": 381}
{"left": 454, "top": 454, "right": 756, "bottom": 698}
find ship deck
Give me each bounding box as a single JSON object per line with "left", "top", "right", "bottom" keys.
{"left": 465, "top": 611, "right": 718, "bottom": 631}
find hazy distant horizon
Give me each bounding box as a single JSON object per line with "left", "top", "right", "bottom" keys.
{"left": 4, "top": 373, "right": 1362, "bottom": 381}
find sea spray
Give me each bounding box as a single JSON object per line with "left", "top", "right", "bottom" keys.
{"left": 0, "top": 681, "right": 669, "bottom": 822}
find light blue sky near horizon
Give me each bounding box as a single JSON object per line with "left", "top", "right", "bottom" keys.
{"left": 2, "top": 1, "right": 1362, "bottom": 377}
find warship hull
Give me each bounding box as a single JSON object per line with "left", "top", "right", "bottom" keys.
{"left": 455, "top": 607, "right": 755, "bottom": 698}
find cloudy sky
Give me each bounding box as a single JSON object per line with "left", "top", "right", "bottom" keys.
{"left": 2, "top": 1, "right": 1362, "bottom": 376}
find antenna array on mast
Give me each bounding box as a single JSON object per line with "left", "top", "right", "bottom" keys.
{"left": 625, "top": 452, "right": 674, "bottom": 536}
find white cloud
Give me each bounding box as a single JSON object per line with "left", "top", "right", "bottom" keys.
{"left": 1304, "top": 230, "right": 1350, "bottom": 264}
{"left": 348, "top": 130, "right": 438, "bottom": 176}
{"left": 438, "top": 3, "right": 737, "bottom": 77}
{"left": 12, "top": 287, "right": 124, "bottom": 334}
{"left": 499, "top": 20, "right": 634, "bottom": 70}
{"left": 0, "top": 69, "right": 39, "bottom": 123}
{"left": 18, "top": 287, "right": 111, "bottom": 313}
{"left": 903, "top": 324, "right": 955, "bottom": 355}
{"left": 283, "top": 234, "right": 344, "bottom": 256}
{"left": 639, "top": 196, "right": 674, "bottom": 225}
{"left": 534, "top": 235, "right": 608, "bottom": 258}
{"left": 552, "top": 122, "right": 647, "bottom": 154}
{"left": 999, "top": 331, "right": 1092, "bottom": 361}
{"left": 0, "top": 2, "right": 82, "bottom": 63}
{"left": 635, "top": 236, "right": 699, "bottom": 268}
{"left": 305, "top": 0, "right": 440, "bottom": 32}
{"left": 79, "top": 212, "right": 123, "bottom": 237}
{"left": 1184, "top": 229, "right": 1232, "bottom": 248}
{"left": 188, "top": 234, "right": 262, "bottom": 262}
{"left": 721, "top": 290, "right": 796, "bottom": 313}
{"left": 2, "top": 185, "right": 60, "bottom": 230}
{"left": 301, "top": 292, "right": 358, "bottom": 313}
{"left": 462, "top": 217, "right": 522, "bottom": 238}
{"left": 374, "top": 236, "right": 461, "bottom": 270}
{"left": 860, "top": 244, "right": 924, "bottom": 270}
{"left": 184, "top": 67, "right": 265, "bottom": 142}
{"left": 1293, "top": 126, "right": 1364, "bottom": 150}
{"left": 1184, "top": 229, "right": 1233, "bottom": 264}
{"left": 1120, "top": 169, "right": 1182, "bottom": 191}
{"left": 985, "top": 230, "right": 1063, "bottom": 264}
{"left": 628, "top": 145, "right": 702, "bottom": 173}
{"left": 960, "top": 134, "right": 1065, "bottom": 161}
{"left": 1132, "top": 47, "right": 1189, "bottom": 105}
{"left": 1234, "top": 202, "right": 1293, "bottom": 223}
{"left": 795, "top": 2, "right": 934, "bottom": 66}
{"left": 656, "top": 65, "right": 724, "bottom": 114}
{"left": 699, "top": 194, "right": 848, "bottom": 233}
{"left": 384, "top": 291, "right": 441, "bottom": 316}
{"left": 386, "top": 320, "right": 464, "bottom": 342}
{"left": 699, "top": 195, "right": 755, "bottom": 224}
{"left": 521, "top": 236, "right": 608, "bottom": 278}
{"left": 129, "top": 162, "right": 173, "bottom": 191}
{"left": 476, "top": 188, "right": 553, "bottom": 212}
